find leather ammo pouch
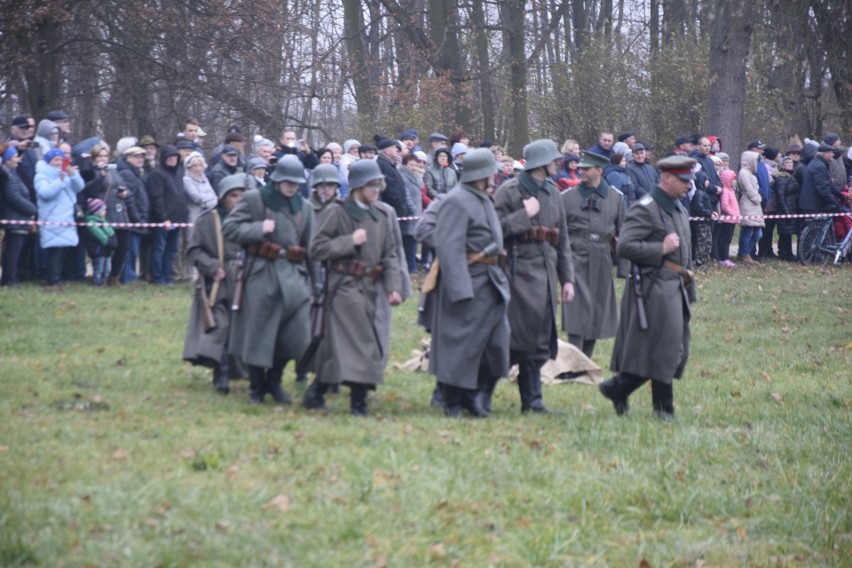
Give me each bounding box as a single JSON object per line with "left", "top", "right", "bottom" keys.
{"left": 662, "top": 259, "right": 695, "bottom": 287}
{"left": 522, "top": 226, "right": 560, "bottom": 244}
{"left": 332, "top": 260, "right": 384, "bottom": 281}
{"left": 286, "top": 245, "right": 306, "bottom": 263}
{"left": 254, "top": 241, "right": 283, "bottom": 259}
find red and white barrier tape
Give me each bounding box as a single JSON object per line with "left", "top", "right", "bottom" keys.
{"left": 0, "top": 211, "right": 847, "bottom": 228}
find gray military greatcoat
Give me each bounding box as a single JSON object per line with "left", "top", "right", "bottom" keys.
{"left": 494, "top": 174, "right": 574, "bottom": 359}
{"left": 309, "top": 197, "right": 402, "bottom": 386}
{"left": 561, "top": 180, "right": 625, "bottom": 339}
{"left": 430, "top": 183, "right": 511, "bottom": 389}
{"left": 610, "top": 186, "right": 697, "bottom": 384}
{"left": 182, "top": 207, "right": 244, "bottom": 376}
{"left": 221, "top": 188, "right": 316, "bottom": 368}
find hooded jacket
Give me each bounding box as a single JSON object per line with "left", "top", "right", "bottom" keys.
{"left": 34, "top": 160, "right": 86, "bottom": 248}
{"left": 737, "top": 151, "right": 764, "bottom": 227}
{"left": 146, "top": 145, "right": 188, "bottom": 223}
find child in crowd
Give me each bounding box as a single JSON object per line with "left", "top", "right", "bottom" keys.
{"left": 717, "top": 169, "right": 740, "bottom": 267}
{"left": 82, "top": 198, "right": 117, "bottom": 286}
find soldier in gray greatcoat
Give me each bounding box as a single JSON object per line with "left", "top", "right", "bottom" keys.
{"left": 600, "top": 155, "right": 698, "bottom": 420}
{"left": 429, "top": 149, "right": 511, "bottom": 418}
{"left": 561, "top": 151, "right": 626, "bottom": 358}
{"left": 183, "top": 174, "right": 246, "bottom": 394}
{"left": 303, "top": 159, "right": 403, "bottom": 416}
{"left": 221, "top": 156, "right": 316, "bottom": 405}
{"left": 494, "top": 139, "right": 575, "bottom": 414}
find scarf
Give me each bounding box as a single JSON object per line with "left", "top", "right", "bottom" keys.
{"left": 260, "top": 182, "right": 303, "bottom": 214}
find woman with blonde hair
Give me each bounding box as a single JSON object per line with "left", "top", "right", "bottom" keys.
{"left": 183, "top": 151, "right": 217, "bottom": 234}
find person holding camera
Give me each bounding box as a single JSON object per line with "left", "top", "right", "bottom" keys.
{"left": 34, "top": 148, "right": 85, "bottom": 290}
{"left": 82, "top": 144, "right": 133, "bottom": 286}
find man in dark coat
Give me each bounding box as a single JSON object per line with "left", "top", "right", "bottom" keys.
{"left": 304, "top": 159, "right": 403, "bottom": 416}
{"left": 600, "top": 155, "right": 698, "bottom": 420}
{"left": 146, "top": 145, "right": 188, "bottom": 284}
{"left": 626, "top": 142, "right": 658, "bottom": 201}
{"left": 183, "top": 174, "right": 246, "bottom": 394}
{"left": 222, "top": 156, "right": 317, "bottom": 405}
{"left": 494, "top": 139, "right": 575, "bottom": 414}
{"left": 799, "top": 144, "right": 844, "bottom": 215}
{"left": 117, "top": 147, "right": 149, "bottom": 283}
{"left": 561, "top": 151, "right": 625, "bottom": 358}
{"left": 430, "top": 149, "right": 511, "bottom": 418}
{"left": 376, "top": 138, "right": 410, "bottom": 218}
{"left": 207, "top": 145, "right": 241, "bottom": 192}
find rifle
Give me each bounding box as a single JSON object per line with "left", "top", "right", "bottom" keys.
{"left": 630, "top": 264, "right": 649, "bottom": 330}
{"left": 196, "top": 274, "right": 217, "bottom": 332}
{"left": 231, "top": 250, "right": 245, "bottom": 312}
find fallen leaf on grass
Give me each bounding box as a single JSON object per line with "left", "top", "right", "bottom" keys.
{"left": 116, "top": 359, "right": 125, "bottom": 366}
{"left": 771, "top": 393, "right": 783, "bottom": 403}
{"left": 428, "top": 543, "right": 446, "bottom": 560}
{"left": 373, "top": 470, "right": 398, "bottom": 487}
{"left": 0, "top": 445, "right": 9, "bottom": 452}
{"left": 781, "top": 326, "right": 790, "bottom": 334}
{"left": 737, "top": 527, "right": 748, "bottom": 541}
{"left": 639, "top": 559, "right": 651, "bottom": 568}
{"left": 215, "top": 520, "right": 231, "bottom": 533}
{"left": 264, "top": 494, "right": 290, "bottom": 512}
{"left": 112, "top": 450, "right": 127, "bottom": 460}
{"left": 730, "top": 391, "right": 741, "bottom": 398}
{"left": 143, "top": 517, "right": 159, "bottom": 528}
{"left": 179, "top": 450, "right": 195, "bottom": 459}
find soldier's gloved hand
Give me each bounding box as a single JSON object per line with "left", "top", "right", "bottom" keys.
{"left": 388, "top": 291, "right": 403, "bottom": 306}
{"left": 352, "top": 228, "right": 367, "bottom": 246}
{"left": 262, "top": 219, "right": 275, "bottom": 234}
{"left": 523, "top": 196, "right": 540, "bottom": 218}
{"left": 662, "top": 232, "right": 680, "bottom": 254}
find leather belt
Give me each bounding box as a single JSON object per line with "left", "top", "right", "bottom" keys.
{"left": 517, "top": 226, "right": 560, "bottom": 245}
{"left": 330, "top": 260, "right": 383, "bottom": 282}
{"left": 569, "top": 231, "right": 613, "bottom": 242}
{"left": 245, "top": 242, "right": 306, "bottom": 263}
{"left": 466, "top": 252, "right": 508, "bottom": 268}
{"left": 662, "top": 259, "right": 695, "bottom": 287}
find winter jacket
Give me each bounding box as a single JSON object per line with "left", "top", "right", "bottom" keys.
{"left": 719, "top": 170, "right": 740, "bottom": 225}
{"left": 377, "top": 154, "right": 410, "bottom": 217}
{"left": 772, "top": 170, "right": 800, "bottom": 235}
{"left": 799, "top": 154, "right": 841, "bottom": 213}
{"left": 34, "top": 160, "right": 86, "bottom": 248}
{"left": 0, "top": 165, "right": 38, "bottom": 234}
{"left": 183, "top": 173, "right": 218, "bottom": 226}
{"left": 146, "top": 145, "right": 188, "bottom": 224}
{"left": 423, "top": 149, "right": 457, "bottom": 197}
{"left": 398, "top": 165, "right": 424, "bottom": 236}
{"left": 117, "top": 157, "right": 149, "bottom": 235}
{"left": 626, "top": 161, "right": 658, "bottom": 199}
{"left": 604, "top": 164, "right": 636, "bottom": 206}
{"left": 688, "top": 186, "right": 714, "bottom": 219}
{"left": 82, "top": 168, "right": 132, "bottom": 227}
{"left": 737, "top": 151, "right": 764, "bottom": 227}
{"left": 82, "top": 213, "right": 117, "bottom": 257}
{"left": 207, "top": 160, "right": 239, "bottom": 195}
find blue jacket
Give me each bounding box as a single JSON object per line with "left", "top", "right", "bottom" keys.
{"left": 756, "top": 160, "right": 771, "bottom": 204}
{"left": 34, "top": 161, "right": 85, "bottom": 248}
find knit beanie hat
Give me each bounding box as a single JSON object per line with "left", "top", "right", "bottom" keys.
{"left": 44, "top": 148, "right": 65, "bottom": 163}
{"left": 87, "top": 198, "right": 106, "bottom": 214}
{"left": 823, "top": 133, "right": 839, "bottom": 147}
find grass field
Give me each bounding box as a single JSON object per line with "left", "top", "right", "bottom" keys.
{"left": 0, "top": 261, "right": 850, "bottom": 567}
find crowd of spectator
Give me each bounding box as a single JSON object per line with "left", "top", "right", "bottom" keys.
{"left": 1, "top": 113, "right": 850, "bottom": 291}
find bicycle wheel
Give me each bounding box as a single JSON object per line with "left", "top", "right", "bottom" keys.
{"left": 798, "top": 221, "right": 831, "bottom": 266}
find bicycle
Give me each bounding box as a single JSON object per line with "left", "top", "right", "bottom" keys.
{"left": 798, "top": 213, "right": 852, "bottom": 266}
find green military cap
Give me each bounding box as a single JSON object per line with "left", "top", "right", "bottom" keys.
{"left": 656, "top": 155, "right": 697, "bottom": 180}
{"left": 577, "top": 151, "right": 609, "bottom": 169}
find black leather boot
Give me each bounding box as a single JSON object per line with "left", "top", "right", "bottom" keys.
{"left": 476, "top": 374, "right": 498, "bottom": 415}
{"left": 212, "top": 351, "right": 230, "bottom": 395}
{"left": 599, "top": 375, "right": 629, "bottom": 415}
{"left": 462, "top": 388, "right": 489, "bottom": 418}
{"left": 518, "top": 362, "right": 549, "bottom": 414}
{"left": 442, "top": 384, "right": 464, "bottom": 418}
{"left": 266, "top": 359, "right": 292, "bottom": 405}
{"left": 349, "top": 384, "right": 369, "bottom": 416}
{"left": 651, "top": 380, "right": 675, "bottom": 421}
{"left": 302, "top": 378, "right": 329, "bottom": 410}
{"left": 248, "top": 366, "right": 266, "bottom": 404}
{"left": 430, "top": 382, "right": 445, "bottom": 409}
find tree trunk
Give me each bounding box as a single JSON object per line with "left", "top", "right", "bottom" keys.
{"left": 505, "top": 0, "right": 529, "bottom": 154}
{"left": 472, "top": 0, "right": 495, "bottom": 143}
{"left": 343, "top": 0, "right": 377, "bottom": 132}
{"left": 704, "top": 2, "right": 754, "bottom": 170}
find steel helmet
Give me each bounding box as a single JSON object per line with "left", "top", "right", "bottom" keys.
{"left": 269, "top": 155, "right": 305, "bottom": 184}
